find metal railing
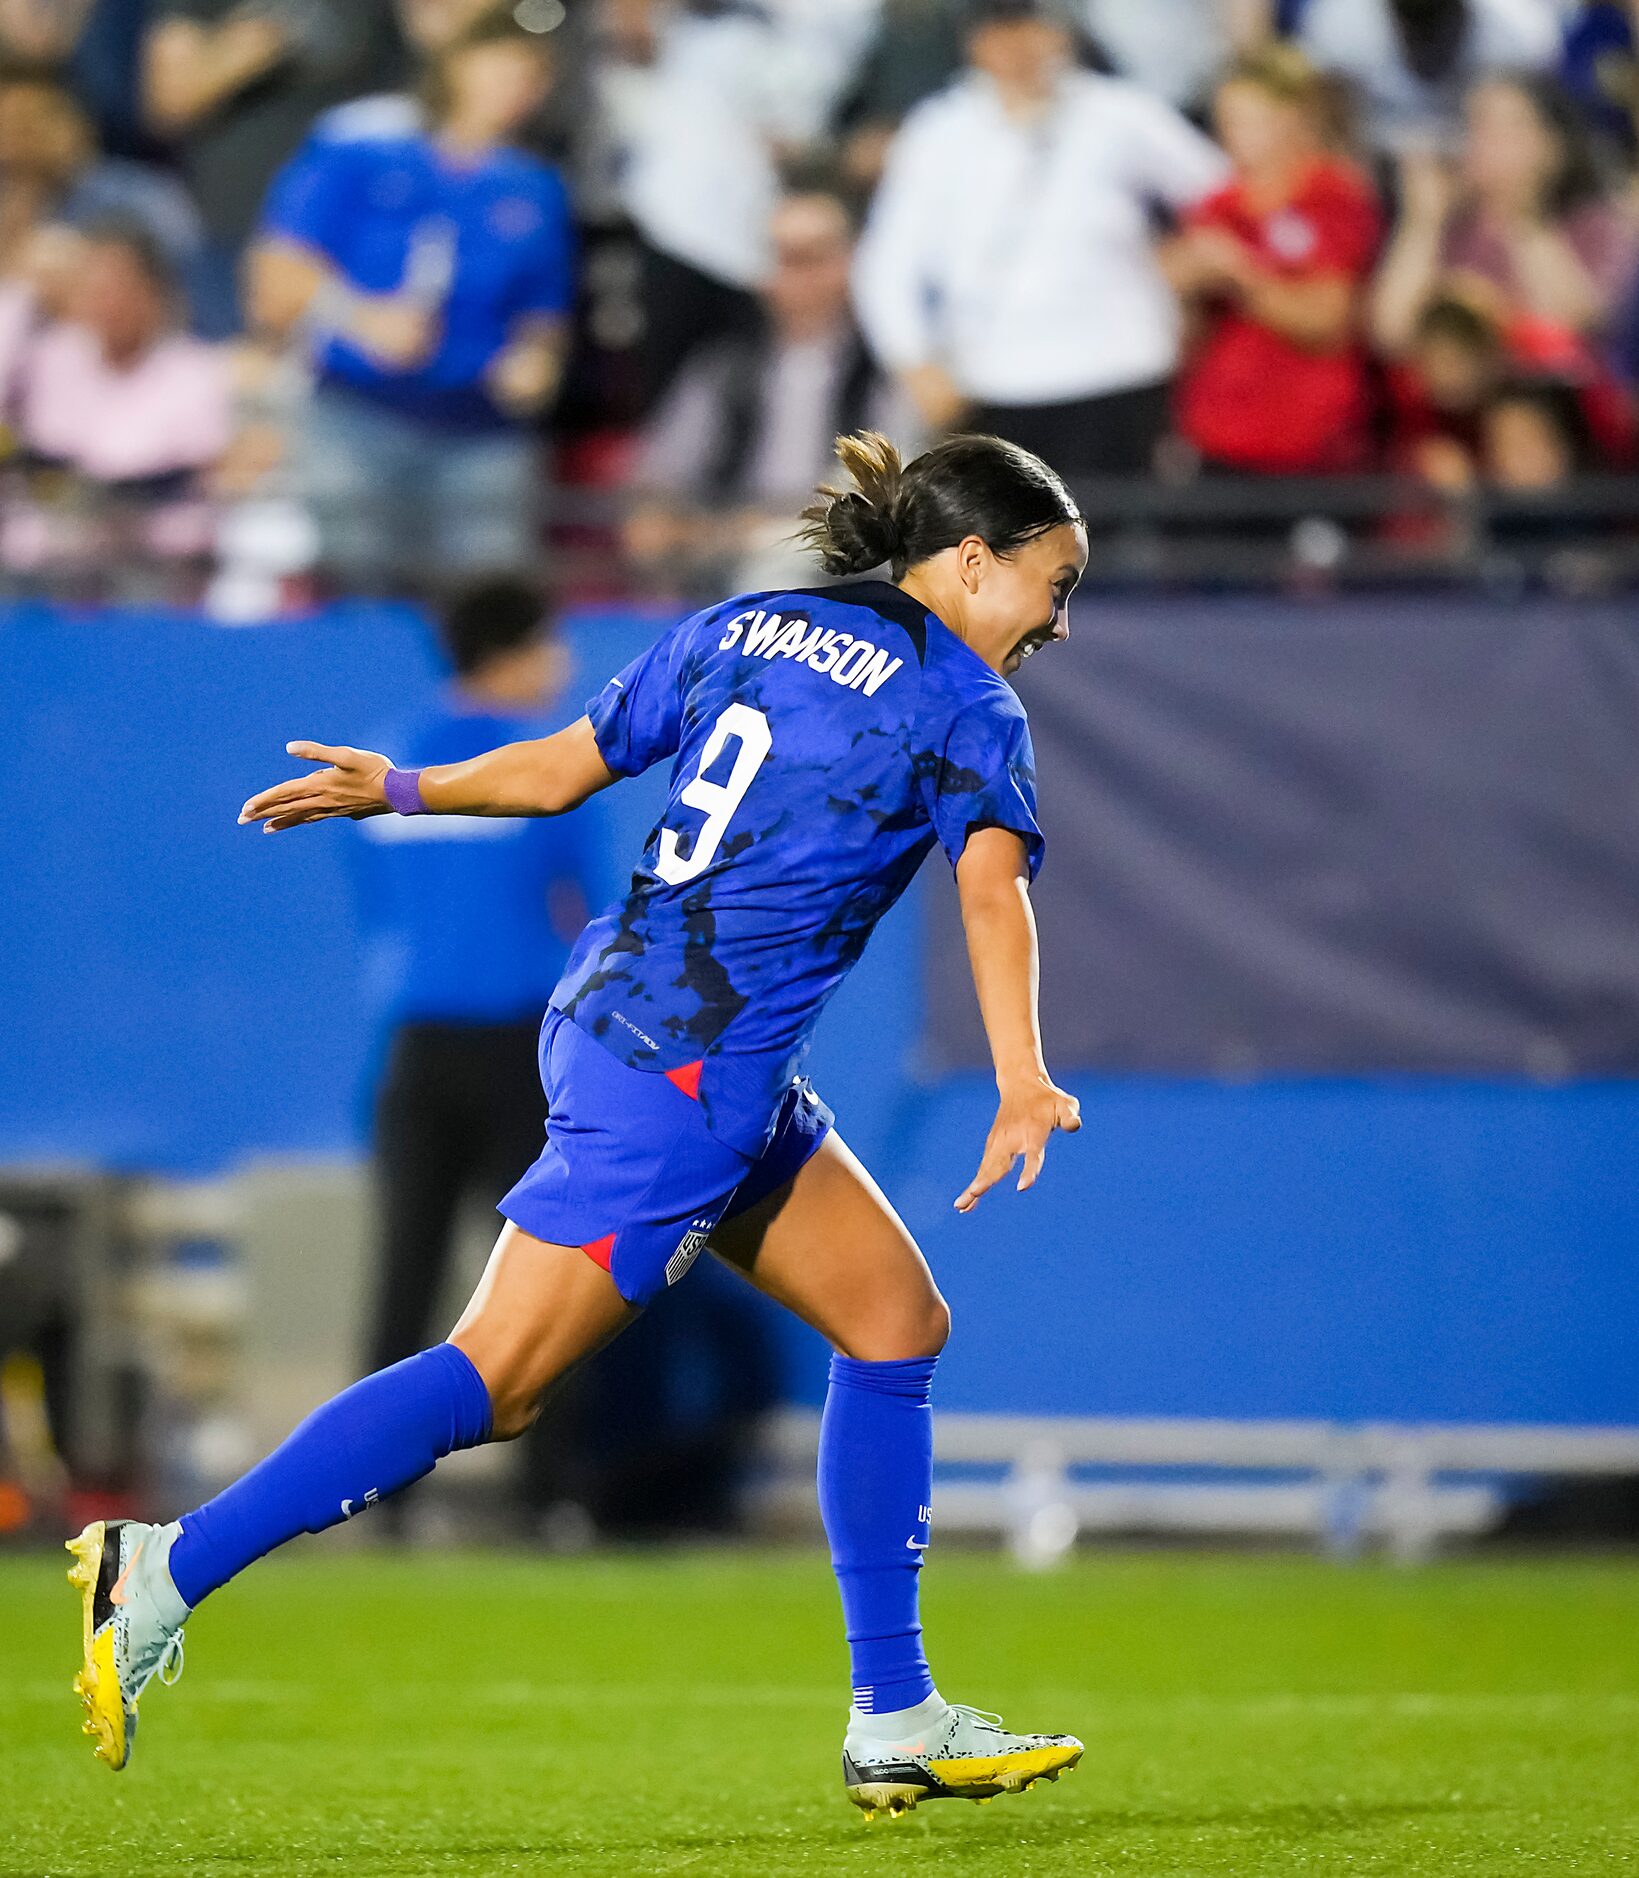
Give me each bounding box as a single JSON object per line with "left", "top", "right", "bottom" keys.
{"left": 752, "top": 1409, "right": 1639, "bottom": 1564}
{"left": 3, "top": 470, "right": 1639, "bottom": 606}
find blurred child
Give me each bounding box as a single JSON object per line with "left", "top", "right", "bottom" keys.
{"left": 1481, "top": 375, "right": 1595, "bottom": 491}
{"left": 1165, "top": 45, "right": 1382, "bottom": 475}
{"left": 1387, "top": 286, "right": 1634, "bottom": 490}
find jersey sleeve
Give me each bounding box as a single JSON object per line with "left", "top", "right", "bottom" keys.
{"left": 259, "top": 137, "right": 355, "bottom": 260}
{"left": 922, "top": 698, "right": 1046, "bottom": 881}
{"left": 584, "top": 615, "right": 698, "bottom": 777}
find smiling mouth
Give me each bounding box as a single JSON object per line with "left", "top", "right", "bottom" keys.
{"left": 1012, "top": 627, "right": 1056, "bottom": 664}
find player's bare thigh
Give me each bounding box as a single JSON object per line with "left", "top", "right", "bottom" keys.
{"left": 710, "top": 1132, "right": 950, "bottom": 1361}
{"left": 449, "top": 1222, "right": 634, "bottom": 1439}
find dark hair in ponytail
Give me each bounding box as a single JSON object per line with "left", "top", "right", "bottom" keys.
{"left": 797, "top": 430, "right": 1082, "bottom": 580}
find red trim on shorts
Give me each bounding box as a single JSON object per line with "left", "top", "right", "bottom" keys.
{"left": 664, "top": 1060, "right": 703, "bottom": 1100}
{"left": 582, "top": 1232, "right": 616, "bottom": 1272}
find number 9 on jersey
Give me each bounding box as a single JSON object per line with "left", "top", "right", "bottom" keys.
{"left": 654, "top": 703, "right": 773, "bottom": 886}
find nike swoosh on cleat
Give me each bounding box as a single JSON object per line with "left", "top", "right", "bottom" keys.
{"left": 109, "top": 1539, "right": 144, "bottom": 1607}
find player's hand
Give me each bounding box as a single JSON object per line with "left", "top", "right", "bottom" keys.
{"left": 955, "top": 1071, "right": 1081, "bottom": 1213}
{"left": 238, "top": 742, "right": 392, "bottom": 833}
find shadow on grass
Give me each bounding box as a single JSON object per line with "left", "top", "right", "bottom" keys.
{"left": 174, "top": 1795, "right": 1475, "bottom": 1870}
{"left": 666, "top": 1794, "right": 1473, "bottom": 1853}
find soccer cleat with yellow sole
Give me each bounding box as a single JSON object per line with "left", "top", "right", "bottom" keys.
{"left": 843, "top": 1701, "right": 1082, "bottom": 1821}
{"left": 66, "top": 1518, "right": 189, "bottom": 1771}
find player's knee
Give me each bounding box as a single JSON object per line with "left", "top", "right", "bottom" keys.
{"left": 451, "top": 1337, "right": 542, "bottom": 1442}
{"left": 844, "top": 1289, "right": 950, "bottom": 1361}
{"left": 483, "top": 1379, "right": 544, "bottom": 1443}
{"left": 913, "top": 1292, "right": 952, "bottom": 1358}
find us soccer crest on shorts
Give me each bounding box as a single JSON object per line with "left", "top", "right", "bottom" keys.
{"left": 665, "top": 1218, "right": 714, "bottom": 1286}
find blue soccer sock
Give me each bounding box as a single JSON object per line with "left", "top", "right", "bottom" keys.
{"left": 167, "top": 1342, "right": 492, "bottom": 1610}
{"left": 817, "top": 1352, "right": 939, "bottom": 1718}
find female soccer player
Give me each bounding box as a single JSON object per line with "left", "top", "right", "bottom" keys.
{"left": 68, "top": 430, "right": 1088, "bottom": 1821}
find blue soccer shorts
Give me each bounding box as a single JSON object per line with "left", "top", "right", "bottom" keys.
{"left": 499, "top": 1009, "right": 833, "bottom": 1306}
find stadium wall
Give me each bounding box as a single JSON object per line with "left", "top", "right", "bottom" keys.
{"left": 5, "top": 600, "right": 1636, "bottom": 1426}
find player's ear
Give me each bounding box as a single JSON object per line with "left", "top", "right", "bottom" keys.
{"left": 955, "top": 535, "right": 988, "bottom": 593}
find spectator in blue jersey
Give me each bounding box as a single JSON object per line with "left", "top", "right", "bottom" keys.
{"left": 349, "top": 575, "right": 594, "bottom": 1525}
{"left": 247, "top": 5, "right": 572, "bottom": 594}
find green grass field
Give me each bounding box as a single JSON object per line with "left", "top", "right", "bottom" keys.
{"left": 3, "top": 1545, "right": 1638, "bottom": 1876}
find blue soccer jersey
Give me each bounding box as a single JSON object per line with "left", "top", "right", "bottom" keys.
{"left": 552, "top": 580, "right": 1045, "bottom": 1154}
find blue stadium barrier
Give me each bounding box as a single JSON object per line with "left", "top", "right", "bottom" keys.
{"left": 5, "top": 601, "right": 1636, "bottom": 1425}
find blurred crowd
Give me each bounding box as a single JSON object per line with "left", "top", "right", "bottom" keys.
{"left": 3, "top": 0, "right": 1639, "bottom": 608}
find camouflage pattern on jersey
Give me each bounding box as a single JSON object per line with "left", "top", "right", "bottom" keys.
{"left": 552, "top": 581, "right": 1044, "bottom": 1154}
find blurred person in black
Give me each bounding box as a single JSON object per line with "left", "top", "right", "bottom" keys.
{"left": 348, "top": 575, "right": 595, "bottom": 1529}
{"left": 832, "top": 0, "right": 968, "bottom": 194}
{"left": 0, "top": 0, "right": 158, "bottom": 158}
{"left": 142, "top": 0, "right": 405, "bottom": 334}
{"left": 348, "top": 574, "right": 781, "bottom": 1540}
{"left": 607, "top": 0, "right": 868, "bottom": 412}
{"left": 623, "top": 173, "right": 916, "bottom": 596}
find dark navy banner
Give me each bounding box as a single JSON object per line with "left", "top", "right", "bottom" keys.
{"left": 925, "top": 596, "right": 1639, "bottom": 1077}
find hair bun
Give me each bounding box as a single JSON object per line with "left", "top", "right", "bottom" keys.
{"left": 796, "top": 430, "right": 910, "bottom": 575}
{"left": 824, "top": 490, "right": 902, "bottom": 573}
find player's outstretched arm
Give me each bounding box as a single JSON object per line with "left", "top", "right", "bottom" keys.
{"left": 952, "top": 827, "right": 1081, "bottom": 1213}
{"left": 238, "top": 717, "right": 618, "bottom": 833}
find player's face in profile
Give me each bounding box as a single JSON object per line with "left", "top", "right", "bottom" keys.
{"left": 966, "top": 523, "right": 1087, "bottom": 677}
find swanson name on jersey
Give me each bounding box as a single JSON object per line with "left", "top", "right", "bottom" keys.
{"left": 716, "top": 609, "right": 904, "bottom": 697}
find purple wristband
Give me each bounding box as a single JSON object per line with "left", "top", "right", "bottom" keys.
{"left": 383, "top": 767, "right": 427, "bottom": 816}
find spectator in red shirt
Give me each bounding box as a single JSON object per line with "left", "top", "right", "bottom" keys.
{"left": 1163, "top": 45, "right": 1382, "bottom": 475}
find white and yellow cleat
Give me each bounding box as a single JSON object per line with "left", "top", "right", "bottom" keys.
{"left": 842, "top": 1696, "right": 1082, "bottom": 1821}
{"left": 65, "top": 1518, "right": 190, "bottom": 1771}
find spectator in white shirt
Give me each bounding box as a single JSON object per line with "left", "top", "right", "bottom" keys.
{"left": 852, "top": 0, "right": 1228, "bottom": 480}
